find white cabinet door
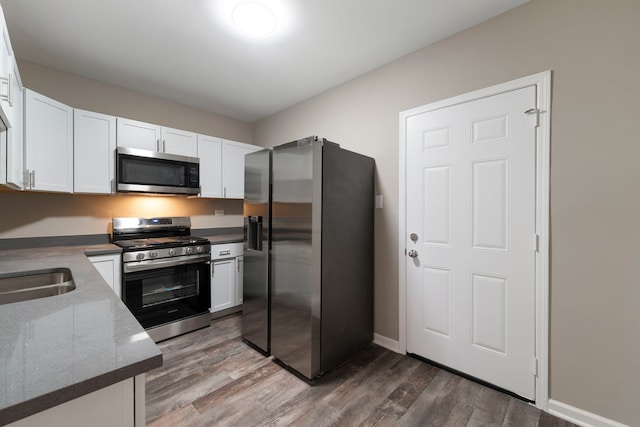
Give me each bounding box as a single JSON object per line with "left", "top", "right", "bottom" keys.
{"left": 88, "top": 254, "right": 122, "bottom": 299}
{"left": 197, "top": 134, "right": 222, "bottom": 198}
{"left": 5, "top": 57, "right": 23, "bottom": 189}
{"left": 221, "top": 139, "right": 261, "bottom": 199}
{"left": 236, "top": 256, "right": 243, "bottom": 305}
{"left": 24, "top": 89, "right": 73, "bottom": 193}
{"left": 116, "top": 118, "right": 161, "bottom": 151}
{"left": 0, "top": 16, "right": 23, "bottom": 194}
{"left": 211, "top": 242, "right": 243, "bottom": 312}
{"left": 0, "top": 16, "right": 7, "bottom": 189}
{"left": 2, "top": 55, "right": 23, "bottom": 190}
{"left": 116, "top": 118, "right": 197, "bottom": 156}
{"left": 161, "top": 126, "right": 197, "bottom": 157}
{"left": 0, "top": 16, "right": 15, "bottom": 128}
{"left": 74, "top": 109, "right": 116, "bottom": 194}
{"left": 211, "top": 258, "right": 235, "bottom": 312}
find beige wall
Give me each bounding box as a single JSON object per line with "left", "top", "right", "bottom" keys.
{"left": 254, "top": 0, "right": 640, "bottom": 424}
{"left": 18, "top": 60, "right": 253, "bottom": 142}
{"left": 0, "top": 61, "right": 255, "bottom": 238}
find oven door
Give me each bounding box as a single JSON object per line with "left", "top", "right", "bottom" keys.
{"left": 123, "top": 255, "right": 211, "bottom": 329}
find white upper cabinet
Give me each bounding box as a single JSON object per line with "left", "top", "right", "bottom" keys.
{"left": 221, "top": 139, "right": 261, "bottom": 199}
{"left": 0, "top": 8, "right": 24, "bottom": 190}
{"left": 3, "top": 57, "right": 23, "bottom": 190}
{"left": 197, "top": 134, "right": 223, "bottom": 198}
{"left": 161, "top": 126, "right": 198, "bottom": 157}
{"left": 116, "top": 118, "right": 161, "bottom": 151}
{"left": 74, "top": 109, "right": 116, "bottom": 194}
{"left": 24, "top": 89, "right": 73, "bottom": 193}
{"left": 117, "top": 118, "right": 197, "bottom": 157}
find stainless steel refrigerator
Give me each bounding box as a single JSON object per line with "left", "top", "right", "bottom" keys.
{"left": 270, "top": 136, "right": 374, "bottom": 381}
{"left": 242, "top": 148, "right": 272, "bottom": 355}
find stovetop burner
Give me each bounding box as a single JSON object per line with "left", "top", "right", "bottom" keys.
{"left": 114, "top": 236, "right": 210, "bottom": 250}
{"left": 111, "top": 216, "right": 211, "bottom": 253}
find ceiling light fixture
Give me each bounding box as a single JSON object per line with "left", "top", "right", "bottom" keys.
{"left": 232, "top": 2, "right": 277, "bottom": 37}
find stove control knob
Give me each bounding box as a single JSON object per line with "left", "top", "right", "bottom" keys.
{"left": 149, "top": 252, "right": 158, "bottom": 258}
{"left": 186, "top": 247, "right": 194, "bottom": 254}
{"left": 196, "top": 246, "right": 203, "bottom": 253}
{"left": 136, "top": 253, "right": 145, "bottom": 261}
{"left": 168, "top": 248, "right": 176, "bottom": 256}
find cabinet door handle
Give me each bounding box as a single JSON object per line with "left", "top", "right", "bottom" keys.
{"left": 162, "top": 139, "right": 166, "bottom": 152}
{"left": 0, "top": 73, "right": 9, "bottom": 105}
{"left": 30, "top": 170, "right": 35, "bottom": 189}
{"left": 6, "top": 72, "right": 11, "bottom": 107}
{"left": 219, "top": 250, "right": 231, "bottom": 256}
{"left": 156, "top": 139, "right": 160, "bottom": 152}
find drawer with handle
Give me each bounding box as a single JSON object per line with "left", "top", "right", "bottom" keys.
{"left": 210, "top": 242, "right": 243, "bottom": 260}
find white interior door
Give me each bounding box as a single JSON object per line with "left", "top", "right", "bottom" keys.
{"left": 406, "top": 85, "right": 538, "bottom": 400}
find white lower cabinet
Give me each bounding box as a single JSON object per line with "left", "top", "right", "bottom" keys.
{"left": 7, "top": 375, "right": 145, "bottom": 427}
{"left": 88, "top": 253, "right": 122, "bottom": 299}
{"left": 210, "top": 243, "right": 243, "bottom": 313}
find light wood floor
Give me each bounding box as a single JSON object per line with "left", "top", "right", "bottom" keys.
{"left": 145, "top": 314, "right": 574, "bottom": 427}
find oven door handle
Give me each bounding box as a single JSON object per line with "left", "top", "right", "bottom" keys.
{"left": 123, "top": 254, "right": 211, "bottom": 273}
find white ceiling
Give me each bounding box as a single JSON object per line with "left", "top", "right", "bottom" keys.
{"left": 0, "top": 0, "right": 528, "bottom": 123}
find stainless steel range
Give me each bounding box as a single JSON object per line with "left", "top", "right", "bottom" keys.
{"left": 112, "top": 216, "right": 211, "bottom": 342}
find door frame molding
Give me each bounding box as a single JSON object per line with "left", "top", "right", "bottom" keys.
{"left": 398, "top": 70, "right": 551, "bottom": 409}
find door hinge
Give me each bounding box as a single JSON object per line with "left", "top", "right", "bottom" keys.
{"left": 525, "top": 108, "right": 540, "bottom": 127}
{"left": 532, "top": 357, "right": 539, "bottom": 377}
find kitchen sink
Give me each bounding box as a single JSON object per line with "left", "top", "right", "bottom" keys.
{"left": 0, "top": 268, "right": 76, "bottom": 305}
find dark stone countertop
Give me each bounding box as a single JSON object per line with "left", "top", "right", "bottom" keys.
{"left": 0, "top": 245, "right": 162, "bottom": 425}
{"left": 205, "top": 233, "right": 244, "bottom": 245}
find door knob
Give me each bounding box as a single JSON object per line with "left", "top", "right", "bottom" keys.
{"left": 408, "top": 250, "right": 418, "bottom": 258}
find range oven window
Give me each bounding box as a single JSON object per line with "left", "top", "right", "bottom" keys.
{"left": 140, "top": 268, "right": 199, "bottom": 307}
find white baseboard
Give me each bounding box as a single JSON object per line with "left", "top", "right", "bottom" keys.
{"left": 548, "top": 400, "right": 629, "bottom": 427}
{"left": 373, "top": 333, "right": 402, "bottom": 354}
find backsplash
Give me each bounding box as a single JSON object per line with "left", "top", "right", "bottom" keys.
{"left": 0, "top": 191, "right": 243, "bottom": 238}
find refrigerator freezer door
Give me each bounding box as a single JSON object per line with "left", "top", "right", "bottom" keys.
{"left": 242, "top": 149, "right": 271, "bottom": 354}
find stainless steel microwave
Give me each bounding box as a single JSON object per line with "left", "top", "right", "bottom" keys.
{"left": 116, "top": 147, "right": 200, "bottom": 195}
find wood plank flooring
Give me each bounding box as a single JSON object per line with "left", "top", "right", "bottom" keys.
{"left": 146, "top": 314, "right": 574, "bottom": 427}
